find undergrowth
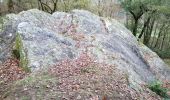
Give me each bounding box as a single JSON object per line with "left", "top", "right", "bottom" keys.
{"left": 148, "top": 81, "right": 169, "bottom": 99}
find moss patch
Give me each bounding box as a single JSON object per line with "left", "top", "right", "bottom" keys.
{"left": 3, "top": 72, "right": 60, "bottom": 100}
{"left": 15, "top": 73, "right": 57, "bottom": 86}
{"left": 13, "top": 33, "right": 30, "bottom": 72}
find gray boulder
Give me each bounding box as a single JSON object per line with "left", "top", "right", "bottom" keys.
{"left": 1, "top": 9, "right": 170, "bottom": 87}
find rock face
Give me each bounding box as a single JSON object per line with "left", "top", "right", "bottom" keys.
{"left": 0, "top": 22, "right": 15, "bottom": 64}
{"left": 1, "top": 9, "right": 170, "bottom": 97}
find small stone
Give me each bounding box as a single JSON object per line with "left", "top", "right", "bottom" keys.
{"left": 77, "top": 95, "right": 81, "bottom": 99}
{"left": 24, "top": 87, "right": 28, "bottom": 91}
{"left": 46, "top": 85, "right": 50, "bottom": 88}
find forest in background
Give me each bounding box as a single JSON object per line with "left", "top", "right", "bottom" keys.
{"left": 0, "top": 0, "right": 170, "bottom": 59}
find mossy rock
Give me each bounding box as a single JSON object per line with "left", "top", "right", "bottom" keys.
{"left": 13, "top": 33, "right": 30, "bottom": 72}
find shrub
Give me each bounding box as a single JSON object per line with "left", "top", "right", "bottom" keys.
{"left": 148, "top": 81, "right": 169, "bottom": 98}
{"left": 151, "top": 48, "right": 170, "bottom": 59}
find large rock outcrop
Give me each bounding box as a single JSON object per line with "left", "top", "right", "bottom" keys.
{"left": 0, "top": 9, "right": 170, "bottom": 99}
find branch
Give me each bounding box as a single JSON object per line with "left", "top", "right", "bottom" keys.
{"left": 129, "top": 10, "right": 137, "bottom": 20}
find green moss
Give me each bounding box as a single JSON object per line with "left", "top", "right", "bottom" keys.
{"left": 16, "top": 74, "right": 56, "bottom": 86}
{"left": 148, "top": 80, "right": 169, "bottom": 98}
{"left": 5, "top": 72, "right": 59, "bottom": 99}
{"left": 0, "top": 16, "right": 10, "bottom": 32}
{"left": 13, "top": 33, "right": 30, "bottom": 72}
{"left": 20, "top": 96, "right": 30, "bottom": 100}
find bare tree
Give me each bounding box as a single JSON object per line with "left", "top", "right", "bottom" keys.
{"left": 38, "top": 0, "right": 58, "bottom": 14}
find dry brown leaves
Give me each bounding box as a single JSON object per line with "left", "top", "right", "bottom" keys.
{"left": 0, "top": 58, "right": 28, "bottom": 84}
{"left": 0, "top": 58, "right": 29, "bottom": 99}
{"left": 49, "top": 52, "right": 137, "bottom": 99}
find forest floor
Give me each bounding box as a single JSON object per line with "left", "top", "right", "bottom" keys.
{"left": 0, "top": 58, "right": 29, "bottom": 99}
{"left": 0, "top": 57, "right": 162, "bottom": 100}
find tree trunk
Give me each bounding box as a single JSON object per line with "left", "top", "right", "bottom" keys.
{"left": 132, "top": 19, "right": 138, "bottom": 36}
{"left": 138, "top": 17, "right": 151, "bottom": 39}
{"left": 160, "top": 25, "right": 170, "bottom": 50}
{"left": 126, "top": 12, "right": 129, "bottom": 27}
{"left": 148, "top": 19, "right": 155, "bottom": 47}
{"left": 154, "top": 24, "right": 166, "bottom": 49}
{"left": 151, "top": 23, "right": 158, "bottom": 47}
{"left": 7, "top": 0, "right": 14, "bottom": 13}
{"left": 143, "top": 25, "right": 150, "bottom": 46}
